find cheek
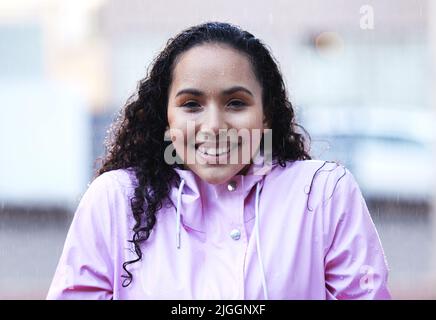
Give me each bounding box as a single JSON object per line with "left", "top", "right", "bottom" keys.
{"left": 235, "top": 108, "right": 265, "bottom": 130}
{"left": 167, "top": 107, "right": 178, "bottom": 128}
{"left": 168, "top": 108, "right": 186, "bottom": 134}
{"left": 167, "top": 109, "right": 196, "bottom": 160}
{"left": 167, "top": 109, "right": 184, "bottom": 147}
{"left": 238, "top": 109, "right": 265, "bottom": 151}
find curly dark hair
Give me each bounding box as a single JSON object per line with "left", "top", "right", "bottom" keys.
{"left": 95, "top": 21, "right": 312, "bottom": 287}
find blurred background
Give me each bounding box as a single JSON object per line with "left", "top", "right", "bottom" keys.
{"left": 1, "top": 0, "right": 435, "bottom": 299}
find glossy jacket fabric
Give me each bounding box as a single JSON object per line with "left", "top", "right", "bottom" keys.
{"left": 46, "top": 159, "right": 391, "bottom": 299}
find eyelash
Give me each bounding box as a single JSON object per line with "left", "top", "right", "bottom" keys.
{"left": 181, "top": 100, "right": 246, "bottom": 111}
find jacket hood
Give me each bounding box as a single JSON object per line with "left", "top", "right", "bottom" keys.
{"left": 168, "top": 154, "right": 278, "bottom": 233}
{"left": 167, "top": 153, "right": 277, "bottom": 299}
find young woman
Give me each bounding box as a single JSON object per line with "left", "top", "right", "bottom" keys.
{"left": 47, "top": 22, "right": 391, "bottom": 300}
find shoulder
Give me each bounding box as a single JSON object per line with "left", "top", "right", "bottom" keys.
{"left": 83, "top": 168, "right": 138, "bottom": 201}
{"left": 267, "top": 159, "right": 357, "bottom": 209}
{"left": 94, "top": 167, "right": 138, "bottom": 189}
{"left": 269, "top": 159, "right": 348, "bottom": 185}
{"left": 73, "top": 168, "right": 139, "bottom": 227}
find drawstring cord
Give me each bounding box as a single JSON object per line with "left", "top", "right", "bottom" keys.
{"left": 176, "top": 179, "right": 185, "bottom": 249}
{"left": 255, "top": 181, "right": 269, "bottom": 300}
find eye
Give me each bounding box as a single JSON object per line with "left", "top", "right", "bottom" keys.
{"left": 181, "top": 101, "right": 201, "bottom": 111}
{"left": 227, "top": 100, "right": 246, "bottom": 109}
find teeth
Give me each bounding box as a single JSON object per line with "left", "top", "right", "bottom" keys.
{"left": 198, "top": 146, "right": 230, "bottom": 156}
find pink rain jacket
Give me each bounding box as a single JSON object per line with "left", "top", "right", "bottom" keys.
{"left": 46, "top": 159, "right": 391, "bottom": 299}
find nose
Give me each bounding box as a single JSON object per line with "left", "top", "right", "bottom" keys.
{"left": 199, "top": 104, "right": 228, "bottom": 139}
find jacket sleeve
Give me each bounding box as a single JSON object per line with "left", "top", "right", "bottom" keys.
{"left": 46, "top": 173, "right": 116, "bottom": 299}
{"left": 323, "top": 167, "right": 392, "bottom": 300}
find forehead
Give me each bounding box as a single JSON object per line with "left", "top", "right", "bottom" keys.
{"left": 170, "top": 43, "right": 261, "bottom": 92}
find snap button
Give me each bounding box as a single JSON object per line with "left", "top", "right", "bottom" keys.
{"left": 227, "top": 180, "right": 237, "bottom": 192}
{"left": 230, "top": 228, "right": 241, "bottom": 240}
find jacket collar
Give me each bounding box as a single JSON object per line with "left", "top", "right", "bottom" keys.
{"left": 168, "top": 154, "right": 278, "bottom": 232}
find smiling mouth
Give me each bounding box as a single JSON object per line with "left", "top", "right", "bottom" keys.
{"left": 195, "top": 142, "right": 241, "bottom": 156}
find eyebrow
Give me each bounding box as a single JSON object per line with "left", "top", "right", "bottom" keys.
{"left": 175, "top": 86, "right": 254, "bottom": 98}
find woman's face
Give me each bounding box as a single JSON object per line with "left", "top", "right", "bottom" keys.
{"left": 167, "top": 43, "right": 266, "bottom": 184}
